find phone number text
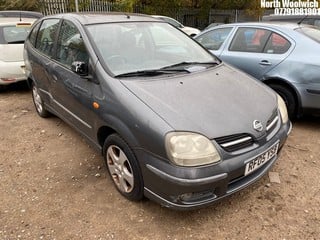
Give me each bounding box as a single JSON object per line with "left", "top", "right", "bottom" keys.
{"left": 275, "top": 8, "right": 320, "bottom": 15}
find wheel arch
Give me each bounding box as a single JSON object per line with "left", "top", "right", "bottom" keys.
{"left": 263, "top": 77, "right": 302, "bottom": 117}
{"left": 97, "top": 120, "right": 140, "bottom": 156}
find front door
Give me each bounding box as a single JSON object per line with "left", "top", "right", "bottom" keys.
{"left": 50, "top": 20, "right": 101, "bottom": 142}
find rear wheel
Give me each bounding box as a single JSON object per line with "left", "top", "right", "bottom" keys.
{"left": 31, "top": 82, "right": 50, "bottom": 118}
{"left": 269, "top": 84, "right": 296, "bottom": 119}
{"left": 103, "top": 134, "right": 144, "bottom": 201}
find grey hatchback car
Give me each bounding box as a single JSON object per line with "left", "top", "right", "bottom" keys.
{"left": 195, "top": 22, "right": 320, "bottom": 118}
{"left": 24, "top": 13, "right": 291, "bottom": 210}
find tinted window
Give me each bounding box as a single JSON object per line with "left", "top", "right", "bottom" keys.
{"left": 29, "top": 21, "right": 41, "bottom": 47}
{"left": 196, "top": 28, "right": 232, "bottom": 50}
{"left": 263, "top": 33, "right": 291, "bottom": 54}
{"left": 35, "top": 19, "right": 60, "bottom": 57}
{"left": 56, "top": 20, "right": 88, "bottom": 68}
{"left": 229, "top": 28, "right": 271, "bottom": 52}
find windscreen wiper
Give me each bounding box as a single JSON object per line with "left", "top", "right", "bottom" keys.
{"left": 160, "top": 61, "right": 220, "bottom": 71}
{"left": 7, "top": 40, "right": 25, "bottom": 44}
{"left": 115, "top": 68, "right": 189, "bottom": 78}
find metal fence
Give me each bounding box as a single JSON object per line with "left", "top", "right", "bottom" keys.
{"left": 40, "top": 0, "right": 118, "bottom": 15}
{"left": 40, "top": 0, "right": 271, "bottom": 29}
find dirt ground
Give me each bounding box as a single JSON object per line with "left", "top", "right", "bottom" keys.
{"left": 0, "top": 83, "right": 319, "bottom": 240}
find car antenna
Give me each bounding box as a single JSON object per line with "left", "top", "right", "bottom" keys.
{"left": 298, "top": 15, "right": 308, "bottom": 25}
{"left": 19, "top": 11, "right": 22, "bottom": 22}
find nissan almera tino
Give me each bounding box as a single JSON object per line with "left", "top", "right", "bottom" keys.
{"left": 24, "top": 13, "right": 291, "bottom": 210}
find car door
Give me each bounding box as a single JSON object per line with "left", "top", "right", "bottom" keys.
{"left": 30, "top": 18, "right": 60, "bottom": 104}
{"left": 195, "top": 27, "right": 234, "bottom": 57}
{"left": 50, "top": 19, "right": 102, "bottom": 141}
{"left": 219, "top": 27, "right": 293, "bottom": 80}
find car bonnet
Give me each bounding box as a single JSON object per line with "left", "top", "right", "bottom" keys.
{"left": 121, "top": 64, "right": 278, "bottom": 139}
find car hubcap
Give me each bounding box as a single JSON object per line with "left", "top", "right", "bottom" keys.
{"left": 32, "top": 86, "right": 43, "bottom": 113}
{"left": 106, "top": 145, "right": 134, "bottom": 193}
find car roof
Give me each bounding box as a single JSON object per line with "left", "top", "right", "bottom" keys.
{"left": 262, "top": 14, "right": 320, "bottom": 20}
{"left": 0, "top": 10, "right": 43, "bottom": 19}
{"left": 206, "top": 21, "right": 309, "bottom": 31}
{"left": 44, "top": 12, "right": 162, "bottom": 25}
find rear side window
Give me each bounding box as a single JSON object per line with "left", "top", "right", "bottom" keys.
{"left": 35, "top": 19, "right": 60, "bottom": 57}
{"left": 263, "top": 33, "right": 291, "bottom": 54}
{"left": 229, "top": 27, "right": 291, "bottom": 54}
{"left": 229, "top": 28, "right": 271, "bottom": 52}
{"left": 196, "top": 27, "right": 232, "bottom": 50}
{"left": 28, "top": 21, "right": 41, "bottom": 47}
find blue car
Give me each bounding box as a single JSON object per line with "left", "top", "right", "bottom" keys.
{"left": 195, "top": 22, "right": 320, "bottom": 118}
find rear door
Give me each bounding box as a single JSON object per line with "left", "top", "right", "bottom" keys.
{"left": 220, "top": 27, "right": 293, "bottom": 80}
{"left": 27, "top": 18, "right": 60, "bottom": 103}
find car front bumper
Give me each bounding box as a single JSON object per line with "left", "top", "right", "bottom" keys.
{"left": 136, "top": 121, "right": 292, "bottom": 210}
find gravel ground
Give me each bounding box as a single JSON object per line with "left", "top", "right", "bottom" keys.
{"left": 0, "top": 83, "right": 319, "bottom": 240}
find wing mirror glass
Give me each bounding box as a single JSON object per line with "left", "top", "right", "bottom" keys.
{"left": 71, "top": 61, "right": 88, "bottom": 76}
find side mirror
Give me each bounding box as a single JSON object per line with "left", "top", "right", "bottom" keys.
{"left": 71, "top": 61, "right": 88, "bottom": 76}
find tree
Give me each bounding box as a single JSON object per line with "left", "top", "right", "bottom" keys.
{"left": 0, "top": 0, "right": 39, "bottom": 11}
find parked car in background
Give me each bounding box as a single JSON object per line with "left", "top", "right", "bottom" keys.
{"left": 204, "top": 22, "right": 224, "bottom": 30}
{"left": 152, "top": 15, "right": 200, "bottom": 36}
{"left": 24, "top": 13, "right": 291, "bottom": 210}
{"left": 262, "top": 14, "right": 320, "bottom": 27}
{"left": 195, "top": 22, "right": 320, "bottom": 118}
{"left": 0, "top": 10, "right": 43, "bottom": 19}
{"left": 0, "top": 17, "right": 36, "bottom": 87}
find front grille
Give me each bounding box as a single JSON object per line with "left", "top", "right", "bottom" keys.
{"left": 266, "top": 110, "right": 280, "bottom": 139}
{"left": 215, "top": 133, "right": 254, "bottom": 152}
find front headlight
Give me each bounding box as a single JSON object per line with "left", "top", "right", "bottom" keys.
{"left": 277, "top": 94, "right": 289, "bottom": 124}
{"left": 165, "top": 132, "right": 221, "bottom": 167}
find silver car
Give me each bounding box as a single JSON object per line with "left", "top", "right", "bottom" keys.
{"left": 24, "top": 13, "right": 291, "bottom": 210}
{"left": 0, "top": 18, "right": 35, "bottom": 87}
{"left": 195, "top": 22, "right": 320, "bottom": 118}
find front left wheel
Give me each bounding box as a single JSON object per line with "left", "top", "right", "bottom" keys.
{"left": 103, "top": 134, "right": 144, "bottom": 201}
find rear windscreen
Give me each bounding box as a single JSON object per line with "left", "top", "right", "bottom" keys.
{"left": 0, "top": 25, "right": 31, "bottom": 44}
{"left": 296, "top": 26, "right": 320, "bottom": 43}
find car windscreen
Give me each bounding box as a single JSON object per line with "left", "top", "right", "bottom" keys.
{"left": 86, "top": 22, "right": 217, "bottom": 76}
{"left": 296, "top": 26, "right": 320, "bottom": 43}
{"left": 0, "top": 25, "right": 31, "bottom": 44}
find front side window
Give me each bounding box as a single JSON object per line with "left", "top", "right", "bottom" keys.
{"left": 35, "top": 19, "right": 60, "bottom": 57}
{"left": 56, "top": 20, "right": 88, "bottom": 68}
{"left": 87, "top": 22, "right": 216, "bottom": 76}
{"left": 196, "top": 27, "right": 232, "bottom": 50}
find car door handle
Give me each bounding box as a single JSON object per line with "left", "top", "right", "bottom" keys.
{"left": 259, "top": 60, "right": 272, "bottom": 66}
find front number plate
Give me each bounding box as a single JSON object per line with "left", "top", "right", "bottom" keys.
{"left": 244, "top": 142, "right": 279, "bottom": 176}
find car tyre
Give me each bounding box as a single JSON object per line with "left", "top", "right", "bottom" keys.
{"left": 103, "top": 134, "right": 144, "bottom": 201}
{"left": 269, "top": 84, "right": 296, "bottom": 119}
{"left": 31, "top": 82, "right": 50, "bottom": 118}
